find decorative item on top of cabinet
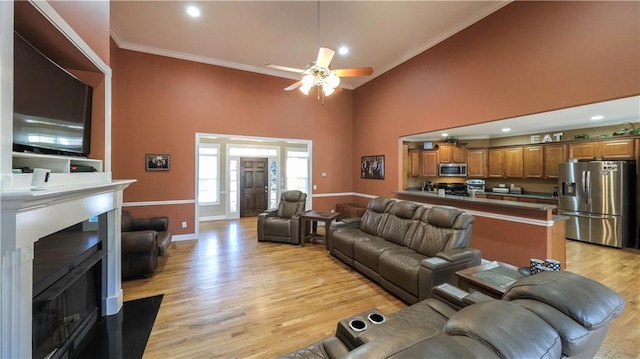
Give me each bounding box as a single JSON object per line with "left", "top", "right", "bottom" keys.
{"left": 568, "top": 138, "right": 635, "bottom": 160}
{"left": 409, "top": 150, "right": 420, "bottom": 177}
{"left": 504, "top": 147, "right": 524, "bottom": 178}
{"left": 523, "top": 146, "right": 544, "bottom": 179}
{"left": 544, "top": 144, "right": 566, "bottom": 179}
{"left": 488, "top": 148, "right": 506, "bottom": 178}
{"left": 420, "top": 150, "right": 438, "bottom": 177}
{"left": 466, "top": 148, "right": 488, "bottom": 178}
{"left": 439, "top": 144, "right": 467, "bottom": 163}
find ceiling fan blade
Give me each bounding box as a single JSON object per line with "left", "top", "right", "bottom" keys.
{"left": 284, "top": 81, "right": 303, "bottom": 91}
{"left": 316, "top": 47, "right": 335, "bottom": 68}
{"left": 334, "top": 67, "right": 374, "bottom": 77}
{"left": 266, "top": 64, "right": 306, "bottom": 74}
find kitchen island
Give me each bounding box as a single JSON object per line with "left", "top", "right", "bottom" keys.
{"left": 395, "top": 190, "right": 567, "bottom": 269}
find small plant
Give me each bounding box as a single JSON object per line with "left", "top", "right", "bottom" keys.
{"left": 573, "top": 133, "right": 590, "bottom": 140}
{"left": 443, "top": 136, "right": 459, "bottom": 145}
{"left": 613, "top": 122, "right": 639, "bottom": 136}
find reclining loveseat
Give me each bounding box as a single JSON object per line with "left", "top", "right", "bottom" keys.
{"left": 329, "top": 197, "right": 480, "bottom": 303}
{"left": 279, "top": 270, "right": 625, "bottom": 359}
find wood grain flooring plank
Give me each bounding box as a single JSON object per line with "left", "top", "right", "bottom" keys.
{"left": 121, "top": 218, "right": 640, "bottom": 358}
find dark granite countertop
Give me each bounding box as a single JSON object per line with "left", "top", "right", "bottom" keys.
{"left": 395, "top": 190, "right": 556, "bottom": 211}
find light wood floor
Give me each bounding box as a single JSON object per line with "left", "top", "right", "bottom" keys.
{"left": 122, "top": 218, "right": 640, "bottom": 359}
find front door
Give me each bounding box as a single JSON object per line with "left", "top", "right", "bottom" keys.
{"left": 240, "top": 157, "right": 268, "bottom": 217}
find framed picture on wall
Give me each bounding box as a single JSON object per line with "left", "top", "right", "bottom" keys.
{"left": 361, "top": 155, "right": 385, "bottom": 179}
{"left": 146, "top": 154, "right": 171, "bottom": 171}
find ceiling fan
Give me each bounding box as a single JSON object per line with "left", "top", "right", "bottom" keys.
{"left": 267, "top": 47, "right": 373, "bottom": 98}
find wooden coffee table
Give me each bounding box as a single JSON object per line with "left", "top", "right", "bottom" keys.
{"left": 456, "top": 261, "right": 524, "bottom": 299}
{"left": 299, "top": 211, "right": 340, "bottom": 249}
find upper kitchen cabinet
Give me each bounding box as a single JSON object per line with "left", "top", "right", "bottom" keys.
{"left": 421, "top": 150, "right": 439, "bottom": 177}
{"left": 488, "top": 148, "right": 505, "bottom": 178}
{"left": 409, "top": 150, "right": 421, "bottom": 177}
{"left": 467, "top": 148, "right": 488, "bottom": 178}
{"left": 544, "top": 144, "right": 567, "bottom": 179}
{"left": 438, "top": 144, "right": 466, "bottom": 163}
{"left": 523, "top": 146, "right": 544, "bottom": 178}
{"left": 505, "top": 147, "right": 524, "bottom": 178}
{"left": 568, "top": 138, "right": 635, "bottom": 160}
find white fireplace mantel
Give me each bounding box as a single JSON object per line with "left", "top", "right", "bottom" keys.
{"left": 1, "top": 180, "right": 135, "bottom": 358}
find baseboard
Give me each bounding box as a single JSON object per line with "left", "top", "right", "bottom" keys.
{"left": 199, "top": 215, "right": 228, "bottom": 222}
{"left": 173, "top": 233, "right": 197, "bottom": 241}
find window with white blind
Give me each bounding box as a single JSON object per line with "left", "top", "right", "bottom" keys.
{"left": 286, "top": 148, "right": 309, "bottom": 194}
{"left": 198, "top": 144, "right": 220, "bottom": 204}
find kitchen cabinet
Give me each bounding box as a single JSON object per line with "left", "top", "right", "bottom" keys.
{"left": 518, "top": 197, "right": 539, "bottom": 203}
{"left": 538, "top": 198, "right": 558, "bottom": 205}
{"left": 420, "top": 150, "right": 438, "bottom": 177}
{"left": 523, "top": 146, "right": 544, "bottom": 179}
{"left": 544, "top": 144, "right": 566, "bottom": 179}
{"left": 466, "top": 148, "right": 488, "bottom": 178}
{"left": 409, "top": 150, "right": 420, "bottom": 177}
{"left": 505, "top": 147, "right": 524, "bottom": 178}
{"left": 439, "top": 144, "right": 466, "bottom": 163}
{"left": 488, "top": 149, "right": 505, "bottom": 178}
{"left": 601, "top": 139, "right": 635, "bottom": 159}
{"left": 568, "top": 138, "right": 635, "bottom": 160}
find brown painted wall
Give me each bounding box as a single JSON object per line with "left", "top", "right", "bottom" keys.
{"left": 48, "top": 0, "right": 110, "bottom": 66}
{"left": 111, "top": 49, "right": 355, "bottom": 233}
{"left": 353, "top": 1, "right": 640, "bottom": 197}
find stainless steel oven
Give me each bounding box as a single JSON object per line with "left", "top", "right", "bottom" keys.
{"left": 438, "top": 163, "right": 467, "bottom": 177}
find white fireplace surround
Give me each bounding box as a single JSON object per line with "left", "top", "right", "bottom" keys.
{"left": 1, "top": 180, "right": 134, "bottom": 358}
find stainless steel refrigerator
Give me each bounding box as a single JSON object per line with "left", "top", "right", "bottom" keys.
{"left": 558, "top": 161, "right": 636, "bottom": 248}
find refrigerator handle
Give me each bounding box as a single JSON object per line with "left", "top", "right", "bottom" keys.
{"left": 585, "top": 170, "right": 591, "bottom": 207}
{"left": 582, "top": 171, "right": 587, "bottom": 207}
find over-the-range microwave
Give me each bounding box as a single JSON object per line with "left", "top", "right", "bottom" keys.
{"left": 438, "top": 163, "right": 467, "bottom": 177}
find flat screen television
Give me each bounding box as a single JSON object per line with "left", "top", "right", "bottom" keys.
{"left": 13, "top": 32, "right": 93, "bottom": 157}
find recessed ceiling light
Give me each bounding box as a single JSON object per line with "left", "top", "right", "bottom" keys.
{"left": 186, "top": 6, "right": 200, "bottom": 17}
{"left": 441, "top": 133, "right": 448, "bottom": 137}
{"left": 591, "top": 115, "right": 604, "bottom": 120}
{"left": 338, "top": 46, "right": 349, "bottom": 55}
{"left": 502, "top": 128, "right": 511, "bottom": 132}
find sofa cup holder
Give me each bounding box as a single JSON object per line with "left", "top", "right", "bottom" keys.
{"left": 348, "top": 319, "right": 368, "bottom": 332}
{"left": 367, "top": 312, "right": 386, "bottom": 324}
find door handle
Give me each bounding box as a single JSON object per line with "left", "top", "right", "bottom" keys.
{"left": 585, "top": 170, "right": 591, "bottom": 207}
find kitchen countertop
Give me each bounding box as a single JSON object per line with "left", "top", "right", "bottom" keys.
{"left": 395, "top": 190, "right": 556, "bottom": 211}
{"left": 403, "top": 188, "right": 558, "bottom": 201}
{"left": 481, "top": 191, "right": 557, "bottom": 200}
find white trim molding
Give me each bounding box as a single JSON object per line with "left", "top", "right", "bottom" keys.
{"left": 199, "top": 215, "right": 227, "bottom": 222}
{"left": 173, "top": 233, "right": 197, "bottom": 241}
{"left": 123, "top": 199, "right": 196, "bottom": 207}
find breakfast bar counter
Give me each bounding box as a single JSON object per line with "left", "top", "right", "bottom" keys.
{"left": 394, "top": 190, "right": 566, "bottom": 269}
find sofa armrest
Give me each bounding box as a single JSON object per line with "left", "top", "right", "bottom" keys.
{"left": 122, "top": 230, "right": 157, "bottom": 253}
{"left": 260, "top": 209, "right": 278, "bottom": 218}
{"left": 331, "top": 217, "right": 361, "bottom": 228}
{"left": 417, "top": 248, "right": 481, "bottom": 302}
{"left": 436, "top": 248, "right": 482, "bottom": 264}
{"left": 430, "top": 283, "right": 470, "bottom": 310}
{"left": 130, "top": 217, "right": 169, "bottom": 232}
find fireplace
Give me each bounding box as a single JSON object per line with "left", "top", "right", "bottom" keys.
{"left": 32, "top": 222, "right": 105, "bottom": 359}
{"left": 0, "top": 180, "right": 134, "bottom": 358}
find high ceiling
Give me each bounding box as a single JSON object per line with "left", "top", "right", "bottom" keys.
{"left": 402, "top": 96, "right": 640, "bottom": 142}
{"left": 110, "top": 1, "right": 509, "bottom": 90}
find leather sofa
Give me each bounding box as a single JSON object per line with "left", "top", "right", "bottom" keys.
{"left": 121, "top": 210, "right": 172, "bottom": 279}
{"left": 329, "top": 197, "right": 481, "bottom": 304}
{"left": 257, "top": 190, "right": 307, "bottom": 244}
{"left": 279, "top": 271, "right": 626, "bottom": 359}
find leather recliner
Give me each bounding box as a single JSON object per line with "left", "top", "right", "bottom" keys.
{"left": 279, "top": 271, "right": 625, "bottom": 359}
{"left": 121, "top": 210, "right": 172, "bottom": 279}
{"left": 257, "top": 190, "right": 307, "bottom": 244}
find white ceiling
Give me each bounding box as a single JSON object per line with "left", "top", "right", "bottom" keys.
{"left": 402, "top": 96, "right": 640, "bottom": 142}
{"left": 110, "top": 1, "right": 510, "bottom": 90}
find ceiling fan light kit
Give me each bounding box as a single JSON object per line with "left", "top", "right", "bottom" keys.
{"left": 265, "top": 1, "right": 373, "bottom": 102}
